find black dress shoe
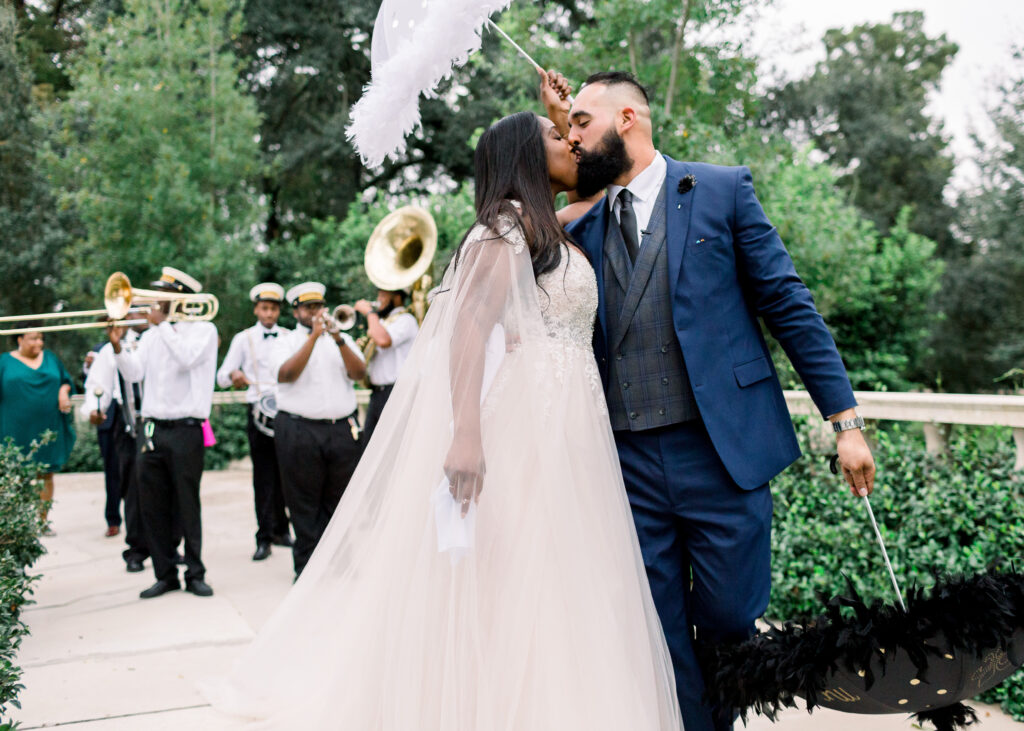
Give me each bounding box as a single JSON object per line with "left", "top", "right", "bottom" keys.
{"left": 185, "top": 578, "right": 214, "bottom": 597}
{"left": 270, "top": 533, "right": 294, "bottom": 547}
{"left": 125, "top": 558, "right": 145, "bottom": 573}
{"left": 252, "top": 543, "right": 272, "bottom": 561}
{"left": 139, "top": 579, "right": 180, "bottom": 599}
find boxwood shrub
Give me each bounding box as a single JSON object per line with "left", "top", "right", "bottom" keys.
{"left": 770, "top": 418, "right": 1024, "bottom": 721}
{"left": 0, "top": 438, "right": 47, "bottom": 727}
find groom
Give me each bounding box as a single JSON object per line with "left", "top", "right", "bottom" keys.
{"left": 561, "top": 72, "right": 876, "bottom": 730}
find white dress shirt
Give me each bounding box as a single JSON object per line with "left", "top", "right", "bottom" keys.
{"left": 273, "top": 325, "right": 364, "bottom": 419}
{"left": 607, "top": 152, "right": 668, "bottom": 248}
{"left": 115, "top": 321, "right": 218, "bottom": 420}
{"left": 79, "top": 330, "right": 143, "bottom": 418}
{"left": 366, "top": 311, "right": 419, "bottom": 386}
{"left": 216, "top": 323, "right": 288, "bottom": 403}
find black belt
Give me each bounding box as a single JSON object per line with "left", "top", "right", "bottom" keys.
{"left": 147, "top": 417, "right": 203, "bottom": 428}
{"left": 278, "top": 409, "right": 357, "bottom": 425}
{"left": 370, "top": 384, "right": 394, "bottom": 393}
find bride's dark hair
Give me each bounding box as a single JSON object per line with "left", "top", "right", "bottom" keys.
{"left": 455, "top": 111, "right": 567, "bottom": 278}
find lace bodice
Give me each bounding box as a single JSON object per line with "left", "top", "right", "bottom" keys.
{"left": 536, "top": 244, "right": 599, "bottom": 350}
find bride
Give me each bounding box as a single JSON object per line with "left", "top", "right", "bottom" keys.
{"left": 204, "top": 111, "right": 683, "bottom": 730}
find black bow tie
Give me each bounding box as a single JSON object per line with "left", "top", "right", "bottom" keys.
{"left": 263, "top": 331, "right": 278, "bottom": 339}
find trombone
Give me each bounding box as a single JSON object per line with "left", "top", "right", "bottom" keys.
{"left": 0, "top": 272, "right": 219, "bottom": 336}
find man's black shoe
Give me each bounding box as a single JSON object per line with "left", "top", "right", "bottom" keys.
{"left": 252, "top": 543, "right": 272, "bottom": 561}
{"left": 271, "top": 533, "right": 294, "bottom": 547}
{"left": 185, "top": 578, "right": 214, "bottom": 597}
{"left": 126, "top": 558, "right": 145, "bottom": 573}
{"left": 139, "top": 579, "right": 180, "bottom": 599}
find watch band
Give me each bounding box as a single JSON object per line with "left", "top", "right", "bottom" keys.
{"left": 832, "top": 416, "right": 865, "bottom": 433}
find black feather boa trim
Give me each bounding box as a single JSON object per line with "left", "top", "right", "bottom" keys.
{"left": 701, "top": 569, "right": 1024, "bottom": 730}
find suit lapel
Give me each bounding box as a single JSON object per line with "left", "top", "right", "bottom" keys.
{"left": 665, "top": 157, "right": 697, "bottom": 297}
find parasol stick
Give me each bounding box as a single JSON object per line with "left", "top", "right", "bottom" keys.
{"left": 862, "top": 496, "right": 907, "bottom": 613}
{"left": 486, "top": 19, "right": 544, "bottom": 72}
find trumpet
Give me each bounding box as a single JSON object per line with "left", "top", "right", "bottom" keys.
{"left": 0, "top": 272, "right": 218, "bottom": 336}
{"left": 321, "top": 303, "right": 378, "bottom": 333}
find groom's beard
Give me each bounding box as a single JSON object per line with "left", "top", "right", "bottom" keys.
{"left": 575, "top": 128, "right": 633, "bottom": 199}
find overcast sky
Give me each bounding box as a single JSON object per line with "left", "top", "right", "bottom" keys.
{"left": 740, "top": 0, "right": 1023, "bottom": 179}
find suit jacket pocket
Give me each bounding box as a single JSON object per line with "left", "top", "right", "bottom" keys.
{"left": 733, "top": 355, "right": 772, "bottom": 388}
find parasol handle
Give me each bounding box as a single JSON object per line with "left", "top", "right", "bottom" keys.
{"left": 861, "top": 495, "right": 907, "bottom": 613}
{"left": 486, "top": 19, "right": 544, "bottom": 73}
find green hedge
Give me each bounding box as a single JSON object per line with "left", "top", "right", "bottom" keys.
{"left": 0, "top": 438, "right": 48, "bottom": 727}
{"left": 771, "top": 418, "right": 1024, "bottom": 721}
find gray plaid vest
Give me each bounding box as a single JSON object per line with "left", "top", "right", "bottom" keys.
{"left": 604, "top": 186, "right": 699, "bottom": 431}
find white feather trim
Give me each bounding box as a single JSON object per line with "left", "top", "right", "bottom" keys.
{"left": 347, "top": 0, "right": 514, "bottom": 168}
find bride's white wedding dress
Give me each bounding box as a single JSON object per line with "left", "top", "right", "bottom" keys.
{"left": 204, "top": 217, "right": 683, "bottom": 730}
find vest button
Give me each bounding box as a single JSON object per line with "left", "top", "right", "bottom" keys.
{"left": 622, "top": 382, "right": 629, "bottom": 390}
{"left": 616, "top": 353, "right": 623, "bottom": 361}
{"left": 660, "top": 345, "right": 669, "bottom": 353}
{"left": 629, "top": 411, "right": 639, "bottom": 420}
{"left": 658, "top": 408, "right": 666, "bottom": 416}
{"left": 662, "top": 377, "right": 669, "bottom": 385}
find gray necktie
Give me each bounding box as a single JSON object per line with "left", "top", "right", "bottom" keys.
{"left": 617, "top": 189, "right": 639, "bottom": 265}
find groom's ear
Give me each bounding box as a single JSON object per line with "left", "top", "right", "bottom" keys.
{"left": 619, "top": 106, "right": 639, "bottom": 132}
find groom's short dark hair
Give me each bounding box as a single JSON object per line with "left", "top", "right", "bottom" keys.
{"left": 582, "top": 71, "right": 650, "bottom": 106}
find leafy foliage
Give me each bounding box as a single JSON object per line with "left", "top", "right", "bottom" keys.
{"left": 770, "top": 420, "right": 1024, "bottom": 717}
{"left": 928, "top": 51, "right": 1024, "bottom": 392}
{"left": 40, "top": 0, "right": 264, "bottom": 367}
{"left": 765, "top": 12, "right": 958, "bottom": 256}
{"left": 0, "top": 6, "right": 71, "bottom": 320}
{"left": 0, "top": 439, "right": 48, "bottom": 723}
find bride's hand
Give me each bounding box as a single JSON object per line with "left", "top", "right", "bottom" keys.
{"left": 444, "top": 433, "right": 485, "bottom": 517}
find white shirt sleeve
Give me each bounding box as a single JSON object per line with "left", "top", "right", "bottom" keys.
{"left": 80, "top": 345, "right": 115, "bottom": 418}
{"left": 381, "top": 313, "right": 419, "bottom": 349}
{"left": 217, "top": 330, "right": 248, "bottom": 388}
{"left": 157, "top": 321, "right": 218, "bottom": 370}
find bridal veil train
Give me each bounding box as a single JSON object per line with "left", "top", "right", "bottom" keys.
{"left": 204, "top": 218, "right": 683, "bottom": 730}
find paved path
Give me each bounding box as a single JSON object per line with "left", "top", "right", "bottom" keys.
{"left": 13, "top": 471, "right": 1021, "bottom": 729}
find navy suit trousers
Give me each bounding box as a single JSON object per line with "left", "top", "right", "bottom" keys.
{"left": 615, "top": 420, "right": 773, "bottom": 731}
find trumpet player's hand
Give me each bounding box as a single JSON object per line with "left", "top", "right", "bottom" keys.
{"left": 354, "top": 299, "right": 374, "bottom": 316}
{"left": 229, "top": 369, "right": 251, "bottom": 389}
{"left": 310, "top": 313, "right": 327, "bottom": 339}
{"left": 89, "top": 410, "right": 106, "bottom": 426}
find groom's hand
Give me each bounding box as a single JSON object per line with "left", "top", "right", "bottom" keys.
{"left": 831, "top": 413, "right": 876, "bottom": 497}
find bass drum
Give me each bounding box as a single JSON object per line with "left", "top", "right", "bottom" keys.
{"left": 252, "top": 393, "right": 278, "bottom": 437}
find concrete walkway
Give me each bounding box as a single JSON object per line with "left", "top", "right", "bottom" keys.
{"left": 13, "top": 470, "right": 1021, "bottom": 729}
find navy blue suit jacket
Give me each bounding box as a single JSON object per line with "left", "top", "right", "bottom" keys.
{"left": 567, "top": 156, "right": 857, "bottom": 489}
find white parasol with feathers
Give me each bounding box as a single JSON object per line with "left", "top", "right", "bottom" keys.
{"left": 347, "top": 0, "right": 542, "bottom": 168}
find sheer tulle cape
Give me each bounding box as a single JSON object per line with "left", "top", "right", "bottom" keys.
{"left": 203, "top": 222, "right": 683, "bottom": 730}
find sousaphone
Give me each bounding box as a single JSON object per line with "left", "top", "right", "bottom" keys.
{"left": 364, "top": 205, "right": 437, "bottom": 325}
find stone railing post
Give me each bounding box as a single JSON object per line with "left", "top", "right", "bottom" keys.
{"left": 922, "top": 422, "right": 951, "bottom": 456}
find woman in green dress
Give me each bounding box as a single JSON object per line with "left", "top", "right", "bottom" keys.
{"left": 0, "top": 326, "right": 77, "bottom": 532}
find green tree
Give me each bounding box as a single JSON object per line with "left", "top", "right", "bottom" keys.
{"left": 0, "top": 5, "right": 70, "bottom": 319}
{"left": 928, "top": 52, "right": 1024, "bottom": 392}
{"left": 42, "top": 0, "right": 264, "bottom": 354}
{"left": 765, "top": 12, "right": 959, "bottom": 256}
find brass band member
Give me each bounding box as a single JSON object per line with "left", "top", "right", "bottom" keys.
{"left": 273, "top": 282, "right": 366, "bottom": 579}
{"left": 82, "top": 320, "right": 151, "bottom": 572}
{"left": 354, "top": 287, "right": 418, "bottom": 442}
{"left": 109, "top": 267, "right": 218, "bottom": 599}
{"left": 217, "top": 283, "right": 293, "bottom": 562}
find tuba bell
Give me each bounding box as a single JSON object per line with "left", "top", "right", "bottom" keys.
{"left": 364, "top": 205, "right": 437, "bottom": 322}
